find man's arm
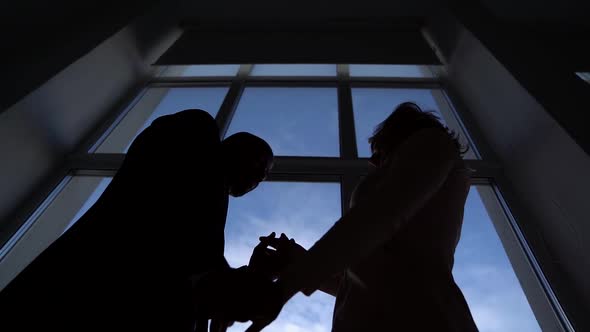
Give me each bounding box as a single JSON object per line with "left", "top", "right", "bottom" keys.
{"left": 277, "top": 128, "right": 459, "bottom": 299}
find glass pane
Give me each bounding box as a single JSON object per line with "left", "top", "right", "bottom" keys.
{"left": 226, "top": 87, "right": 339, "bottom": 156}
{"left": 95, "top": 87, "right": 229, "bottom": 153}
{"left": 576, "top": 72, "right": 590, "bottom": 83}
{"left": 157, "top": 65, "right": 240, "bottom": 77}
{"left": 0, "top": 176, "right": 111, "bottom": 291}
{"left": 251, "top": 64, "right": 337, "bottom": 77}
{"left": 349, "top": 65, "right": 437, "bottom": 78}
{"left": 351, "top": 88, "right": 476, "bottom": 158}
{"left": 225, "top": 182, "right": 341, "bottom": 332}
{"left": 454, "top": 187, "right": 540, "bottom": 332}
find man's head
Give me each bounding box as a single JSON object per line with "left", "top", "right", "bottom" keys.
{"left": 368, "top": 102, "right": 464, "bottom": 167}
{"left": 221, "top": 132, "right": 274, "bottom": 197}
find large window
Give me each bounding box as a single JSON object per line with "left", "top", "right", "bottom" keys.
{"left": 1, "top": 64, "right": 568, "bottom": 332}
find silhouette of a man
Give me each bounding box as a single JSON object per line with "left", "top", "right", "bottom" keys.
{"left": 0, "top": 109, "right": 274, "bottom": 332}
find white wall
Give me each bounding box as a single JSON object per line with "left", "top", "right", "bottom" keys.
{"left": 427, "top": 15, "right": 590, "bottom": 331}
{"left": 0, "top": 6, "right": 180, "bottom": 238}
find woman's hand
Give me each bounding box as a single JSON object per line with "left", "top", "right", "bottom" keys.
{"left": 262, "top": 233, "right": 307, "bottom": 265}
{"left": 249, "top": 232, "right": 308, "bottom": 280}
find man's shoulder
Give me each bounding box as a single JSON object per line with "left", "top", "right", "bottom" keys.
{"left": 174, "top": 109, "right": 216, "bottom": 124}
{"left": 159, "top": 109, "right": 217, "bottom": 129}
{"left": 151, "top": 109, "right": 220, "bottom": 140}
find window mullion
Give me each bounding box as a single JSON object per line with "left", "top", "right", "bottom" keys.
{"left": 338, "top": 67, "right": 358, "bottom": 160}
{"left": 215, "top": 81, "right": 246, "bottom": 139}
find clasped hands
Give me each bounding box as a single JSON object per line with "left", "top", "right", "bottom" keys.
{"left": 193, "top": 232, "right": 306, "bottom": 332}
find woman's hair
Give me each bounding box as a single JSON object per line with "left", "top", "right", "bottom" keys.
{"left": 368, "top": 102, "right": 468, "bottom": 156}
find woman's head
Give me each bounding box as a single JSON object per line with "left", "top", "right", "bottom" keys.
{"left": 368, "top": 102, "right": 466, "bottom": 167}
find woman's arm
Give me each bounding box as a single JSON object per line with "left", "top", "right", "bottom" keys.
{"left": 316, "top": 273, "right": 343, "bottom": 297}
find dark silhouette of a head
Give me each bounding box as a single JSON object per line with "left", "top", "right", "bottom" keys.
{"left": 222, "top": 132, "right": 274, "bottom": 197}
{"left": 123, "top": 109, "right": 273, "bottom": 198}
{"left": 368, "top": 102, "right": 465, "bottom": 167}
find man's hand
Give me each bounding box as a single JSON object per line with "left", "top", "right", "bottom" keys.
{"left": 248, "top": 232, "right": 282, "bottom": 280}
{"left": 209, "top": 319, "right": 233, "bottom": 332}
{"left": 244, "top": 233, "right": 308, "bottom": 332}
{"left": 192, "top": 266, "right": 276, "bottom": 323}
{"left": 225, "top": 233, "right": 305, "bottom": 331}
{"left": 244, "top": 281, "right": 285, "bottom": 332}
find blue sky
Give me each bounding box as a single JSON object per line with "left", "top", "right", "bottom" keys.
{"left": 66, "top": 73, "right": 540, "bottom": 331}
{"left": 226, "top": 87, "right": 339, "bottom": 157}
